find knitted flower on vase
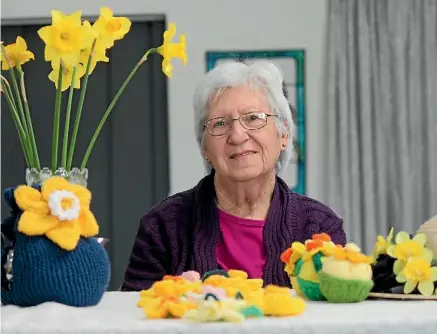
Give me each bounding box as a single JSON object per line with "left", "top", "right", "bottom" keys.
{"left": 1, "top": 176, "right": 110, "bottom": 307}
{"left": 14, "top": 176, "right": 98, "bottom": 250}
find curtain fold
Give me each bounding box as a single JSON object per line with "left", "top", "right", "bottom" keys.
{"left": 324, "top": 0, "right": 437, "bottom": 252}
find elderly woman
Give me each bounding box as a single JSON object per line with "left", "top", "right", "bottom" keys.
{"left": 121, "top": 61, "right": 346, "bottom": 291}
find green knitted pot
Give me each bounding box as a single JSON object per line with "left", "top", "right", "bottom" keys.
{"left": 319, "top": 271, "right": 374, "bottom": 303}
{"left": 297, "top": 277, "right": 326, "bottom": 301}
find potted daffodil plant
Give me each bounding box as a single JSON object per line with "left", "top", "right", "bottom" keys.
{"left": 1, "top": 7, "right": 187, "bottom": 187}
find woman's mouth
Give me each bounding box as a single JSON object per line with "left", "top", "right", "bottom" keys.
{"left": 230, "top": 151, "right": 257, "bottom": 159}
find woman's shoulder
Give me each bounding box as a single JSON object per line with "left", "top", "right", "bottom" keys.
{"left": 291, "top": 191, "right": 346, "bottom": 244}
{"left": 143, "top": 187, "right": 196, "bottom": 222}
{"left": 292, "top": 191, "right": 341, "bottom": 220}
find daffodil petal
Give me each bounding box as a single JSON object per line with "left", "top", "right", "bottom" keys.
{"left": 41, "top": 176, "right": 70, "bottom": 202}
{"left": 413, "top": 233, "right": 427, "bottom": 245}
{"left": 162, "top": 58, "right": 173, "bottom": 78}
{"left": 395, "top": 231, "right": 410, "bottom": 244}
{"left": 418, "top": 280, "right": 434, "bottom": 296}
{"left": 395, "top": 271, "right": 407, "bottom": 283}
{"left": 18, "top": 211, "right": 58, "bottom": 236}
{"left": 100, "top": 7, "right": 113, "bottom": 19}
{"left": 386, "top": 245, "right": 395, "bottom": 257}
{"left": 44, "top": 45, "right": 58, "bottom": 62}
{"left": 431, "top": 267, "right": 437, "bottom": 281}
{"left": 37, "top": 26, "right": 52, "bottom": 44}
{"left": 393, "top": 259, "right": 405, "bottom": 274}
{"left": 61, "top": 52, "right": 80, "bottom": 68}
{"left": 164, "top": 23, "right": 176, "bottom": 42}
{"left": 79, "top": 209, "right": 99, "bottom": 237}
{"left": 423, "top": 248, "right": 434, "bottom": 263}
{"left": 51, "top": 10, "right": 66, "bottom": 24}
{"left": 21, "top": 50, "right": 35, "bottom": 62}
{"left": 45, "top": 220, "right": 81, "bottom": 251}
{"left": 16, "top": 36, "right": 27, "bottom": 51}
{"left": 14, "top": 186, "right": 49, "bottom": 214}
{"left": 68, "top": 11, "right": 83, "bottom": 26}
{"left": 68, "top": 183, "right": 91, "bottom": 207}
{"left": 404, "top": 280, "right": 417, "bottom": 294}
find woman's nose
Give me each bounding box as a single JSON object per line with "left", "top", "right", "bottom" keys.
{"left": 228, "top": 119, "right": 249, "bottom": 144}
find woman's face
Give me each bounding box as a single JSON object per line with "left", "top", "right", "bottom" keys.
{"left": 203, "top": 86, "right": 289, "bottom": 182}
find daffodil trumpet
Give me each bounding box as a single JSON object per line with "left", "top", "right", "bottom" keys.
{"left": 1, "top": 8, "right": 187, "bottom": 175}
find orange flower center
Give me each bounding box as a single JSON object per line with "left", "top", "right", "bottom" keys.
{"left": 61, "top": 197, "right": 74, "bottom": 210}
{"left": 60, "top": 32, "right": 72, "bottom": 41}
{"left": 107, "top": 19, "right": 121, "bottom": 32}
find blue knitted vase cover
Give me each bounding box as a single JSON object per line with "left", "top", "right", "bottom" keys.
{"left": 1, "top": 187, "right": 111, "bottom": 307}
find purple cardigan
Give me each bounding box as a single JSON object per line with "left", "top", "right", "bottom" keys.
{"left": 121, "top": 173, "right": 346, "bottom": 291}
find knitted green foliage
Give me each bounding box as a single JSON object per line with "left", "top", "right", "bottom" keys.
{"left": 297, "top": 277, "right": 326, "bottom": 301}
{"left": 201, "top": 269, "right": 230, "bottom": 282}
{"left": 319, "top": 271, "right": 373, "bottom": 303}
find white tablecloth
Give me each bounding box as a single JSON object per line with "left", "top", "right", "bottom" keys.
{"left": 2, "top": 291, "right": 437, "bottom": 334}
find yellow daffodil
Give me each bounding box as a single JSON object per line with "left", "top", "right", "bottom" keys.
{"left": 93, "top": 7, "right": 131, "bottom": 48}
{"left": 38, "top": 10, "right": 95, "bottom": 67}
{"left": 372, "top": 227, "right": 394, "bottom": 262}
{"left": 79, "top": 45, "right": 108, "bottom": 75}
{"left": 48, "top": 61, "right": 86, "bottom": 92}
{"left": 387, "top": 231, "right": 433, "bottom": 274}
{"left": 157, "top": 23, "right": 187, "bottom": 78}
{"left": 1, "top": 36, "right": 35, "bottom": 71}
{"left": 395, "top": 256, "right": 437, "bottom": 296}
{"left": 1, "top": 36, "right": 35, "bottom": 70}
{"left": 13, "top": 176, "right": 98, "bottom": 251}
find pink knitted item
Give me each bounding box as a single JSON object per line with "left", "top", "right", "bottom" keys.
{"left": 180, "top": 271, "right": 201, "bottom": 282}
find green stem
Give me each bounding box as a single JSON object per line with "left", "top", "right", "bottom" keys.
{"left": 1, "top": 45, "right": 33, "bottom": 167}
{"left": 17, "top": 66, "right": 41, "bottom": 170}
{"left": 80, "top": 48, "right": 157, "bottom": 168}
{"left": 62, "top": 67, "right": 77, "bottom": 169}
{"left": 52, "top": 66, "right": 63, "bottom": 171}
{"left": 1, "top": 79, "right": 31, "bottom": 166}
{"left": 67, "top": 41, "right": 96, "bottom": 170}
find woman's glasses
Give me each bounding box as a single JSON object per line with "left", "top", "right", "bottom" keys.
{"left": 204, "top": 112, "right": 277, "bottom": 136}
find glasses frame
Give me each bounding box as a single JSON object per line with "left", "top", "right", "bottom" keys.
{"left": 203, "top": 112, "right": 277, "bottom": 137}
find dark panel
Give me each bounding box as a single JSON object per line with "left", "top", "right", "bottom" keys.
{"left": 1, "top": 20, "right": 169, "bottom": 290}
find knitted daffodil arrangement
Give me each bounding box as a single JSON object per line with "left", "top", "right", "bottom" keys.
{"left": 136, "top": 269, "right": 306, "bottom": 322}
{"left": 371, "top": 228, "right": 437, "bottom": 296}
{"left": 1, "top": 176, "right": 110, "bottom": 307}
{"left": 281, "top": 233, "right": 374, "bottom": 303}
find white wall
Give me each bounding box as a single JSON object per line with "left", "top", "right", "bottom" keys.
{"left": 2, "top": 0, "right": 328, "bottom": 201}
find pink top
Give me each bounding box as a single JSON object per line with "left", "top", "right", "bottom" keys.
{"left": 216, "top": 208, "right": 267, "bottom": 279}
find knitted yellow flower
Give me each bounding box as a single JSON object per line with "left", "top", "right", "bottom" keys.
{"left": 14, "top": 176, "right": 98, "bottom": 251}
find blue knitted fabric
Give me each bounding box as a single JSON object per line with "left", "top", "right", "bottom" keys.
{"left": 1, "top": 187, "right": 111, "bottom": 307}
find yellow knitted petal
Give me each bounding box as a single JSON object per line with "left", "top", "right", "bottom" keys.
{"left": 45, "top": 220, "right": 81, "bottom": 250}
{"left": 79, "top": 209, "right": 99, "bottom": 237}
{"left": 68, "top": 183, "right": 92, "bottom": 207}
{"left": 41, "top": 176, "right": 70, "bottom": 201}
{"left": 18, "top": 211, "right": 58, "bottom": 236}
{"left": 14, "top": 186, "right": 49, "bottom": 215}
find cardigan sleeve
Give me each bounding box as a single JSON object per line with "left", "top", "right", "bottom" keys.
{"left": 323, "top": 216, "right": 347, "bottom": 246}
{"left": 120, "top": 212, "right": 170, "bottom": 291}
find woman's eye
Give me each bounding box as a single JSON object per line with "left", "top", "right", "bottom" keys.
{"left": 213, "top": 120, "right": 226, "bottom": 128}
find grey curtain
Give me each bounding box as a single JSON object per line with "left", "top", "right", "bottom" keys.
{"left": 324, "top": 0, "right": 437, "bottom": 252}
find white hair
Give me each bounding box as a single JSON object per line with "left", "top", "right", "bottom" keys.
{"left": 193, "top": 60, "right": 295, "bottom": 174}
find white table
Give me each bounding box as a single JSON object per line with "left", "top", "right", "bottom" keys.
{"left": 2, "top": 291, "right": 437, "bottom": 334}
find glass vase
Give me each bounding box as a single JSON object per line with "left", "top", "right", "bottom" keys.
{"left": 25, "top": 167, "right": 89, "bottom": 187}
